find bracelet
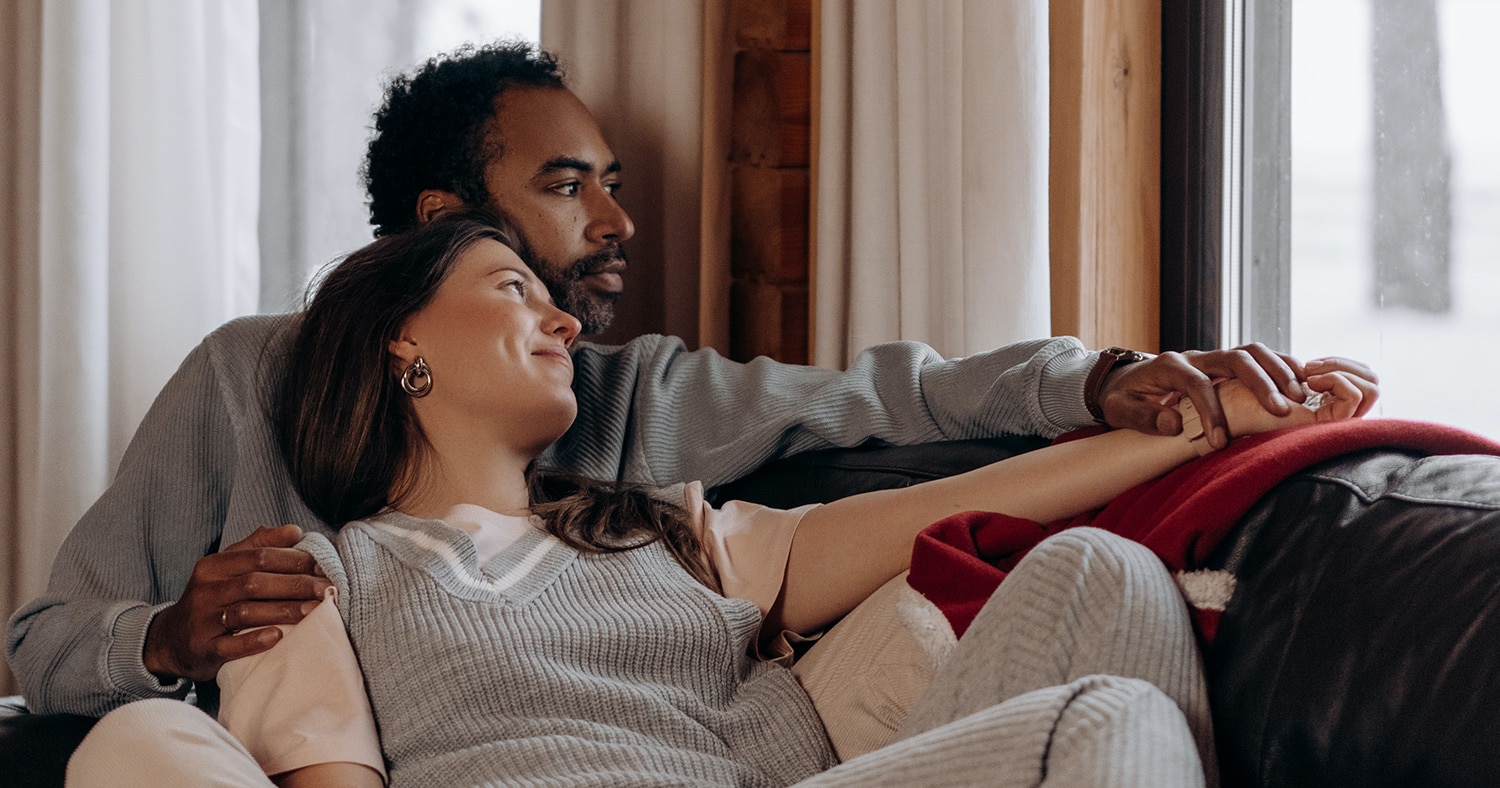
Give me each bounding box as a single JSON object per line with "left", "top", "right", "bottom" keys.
{"left": 1084, "top": 347, "right": 1152, "bottom": 424}
{"left": 1177, "top": 398, "right": 1214, "bottom": 457}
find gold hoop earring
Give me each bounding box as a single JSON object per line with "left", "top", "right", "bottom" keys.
{"left": 400, "top": 357, "right": 433, "bottom": 398}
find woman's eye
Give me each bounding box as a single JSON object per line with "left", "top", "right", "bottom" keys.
{"left": 503, "top": 280, "right": 528, "bottom": 297}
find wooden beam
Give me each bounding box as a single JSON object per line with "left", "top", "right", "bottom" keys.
{"left": 1050, "top": 0, "right": 1163, "bottom": 352}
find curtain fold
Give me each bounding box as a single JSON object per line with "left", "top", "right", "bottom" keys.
{"left": 257, "top": 0, "right": 423, "bottom": 313}
{"left": 541, "top": 0, "right": 731, "bottom": 350}
{"left": 0, "top": 0, "right": 260, "bottom": 692}
{"left": 814, "top": 0, "right": 1049, "bottom": 367}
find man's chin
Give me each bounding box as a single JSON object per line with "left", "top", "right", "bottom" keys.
{"left": 569, "top": 290, "right": 618, "bottom": 336}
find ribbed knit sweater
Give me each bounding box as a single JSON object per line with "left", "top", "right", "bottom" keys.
{"left": 299, "top": 512, "right": 837, "bottom": 787}
{"left": 9, "top": 313, "right": 1101, "bottom": 716}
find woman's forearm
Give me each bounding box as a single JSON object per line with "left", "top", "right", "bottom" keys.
{"left": 774, "top": 426, "right": 1202, "bottom": 635}
{"left": 273, "top": 762, "right": 384, "bottom": 788}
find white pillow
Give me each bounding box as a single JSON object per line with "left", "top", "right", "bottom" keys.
{"left": 791, "top": 571, "right": 957, "bottom": 761}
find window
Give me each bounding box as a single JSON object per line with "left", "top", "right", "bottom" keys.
{"left": 1162, "top": 0, "right": 1500, "bottom": 441}
{"left": 1288, "top": 0, "right": 1499, "bottom": 439}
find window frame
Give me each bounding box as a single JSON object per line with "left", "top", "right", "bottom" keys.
{"left": 1160, "top": 0, "right": 1290, "bottom": 352}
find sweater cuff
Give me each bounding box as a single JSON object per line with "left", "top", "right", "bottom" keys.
{"left": 106, "top": 602, "right": 191, "bottom": 700}
{"left": 1039, "top": 347, "right": 1103, "bottom": 431}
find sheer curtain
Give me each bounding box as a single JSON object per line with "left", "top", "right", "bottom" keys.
{"left": 814, "top": 0, "right": 1049, "bottom": 366}
{"left": 0, "top": 0, "right": 260, "bottom": 691}
{"left": 257, "top": 0, "right": 424, "bottom": 313}
{"left": 542, "top": 0, "right": 732, "bottom": 350}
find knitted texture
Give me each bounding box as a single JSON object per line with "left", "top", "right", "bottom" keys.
{"left": 70, "top": 528, "right": 1207, "bottom": 787}
{"left": 301, "top": 512, "right": 835, "bottom": 787}
{"left": 9, "top": 313, "right": 1099, "bottom": 716}
{"left": 899, "top": 528, "right": 1215, "bottom": 784}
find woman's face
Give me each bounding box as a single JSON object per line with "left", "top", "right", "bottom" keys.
{"left": 392, "top": 238, "right": 582, "bottom": 456}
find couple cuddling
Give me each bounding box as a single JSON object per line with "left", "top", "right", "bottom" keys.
{"left": 10, "top": 42, "right": 1376, "bottom": 786}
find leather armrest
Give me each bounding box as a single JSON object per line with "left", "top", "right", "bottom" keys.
{"left": 708, "top": 435, "right": 1050, "bottom": 508}
{"left": 0, "top": 698, "right": 97, "bottom": 788}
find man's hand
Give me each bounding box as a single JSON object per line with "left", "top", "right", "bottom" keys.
{"left": 1098, "top": 343, "right": 1380, "bottom": 450}
{"left": 142, "top": 524, "right": 330, "bottom": 683}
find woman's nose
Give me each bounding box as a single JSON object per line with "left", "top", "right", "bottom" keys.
{"left": 548, "top": 304, "right": 582, "bottom": 347}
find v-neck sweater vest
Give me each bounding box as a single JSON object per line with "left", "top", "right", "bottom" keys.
{"left": 300, "top": 512, "right": 837, "bottom": 787}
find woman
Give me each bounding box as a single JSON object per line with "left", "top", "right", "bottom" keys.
{"left": 68, "top": 217, "right": 1369, "bottom": 787}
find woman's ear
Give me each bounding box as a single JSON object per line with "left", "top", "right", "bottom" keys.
{"left": 388, "top": 335, "right": 420, "bottom": 368}
{"left": 416, "top": 190, "right": 465, "bottom": 224}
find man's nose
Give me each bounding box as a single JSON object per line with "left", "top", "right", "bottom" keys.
{"left": 585, "top": 187, "right": 634, "bottom": 246}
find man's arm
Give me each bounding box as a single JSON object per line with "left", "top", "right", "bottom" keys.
{"left": 6, "top": 318, "right": 327, "bottom": 716}
{"left": 546, "top": 334, "right": 1376, "bottom": 493}
{"left": 545, "top": 334, "right": 1100, "bottom": 490}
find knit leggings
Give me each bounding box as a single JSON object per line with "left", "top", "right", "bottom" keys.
{"left": 68, "top": 528, "right": 1209, "bottom": 787}
{"left": 801, "top": 527, "right": 1212, "bottom": 787}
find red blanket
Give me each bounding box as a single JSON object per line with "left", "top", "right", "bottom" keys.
{"left": 906, "top": 419, "right": 1500, "bottom": 641}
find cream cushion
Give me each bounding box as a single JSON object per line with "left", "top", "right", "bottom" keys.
{"left": 791, "top": 571, "right": 958, "bottom": 761}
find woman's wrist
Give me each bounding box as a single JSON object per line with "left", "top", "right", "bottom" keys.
{"left": 1176, "top": 399, "right": 1214, "bottom": 457}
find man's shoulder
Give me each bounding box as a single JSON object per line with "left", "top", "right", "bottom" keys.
{"left": 571, "top": 333, "right": 680, "bottom": 357}
{"left": 205, "top": 312, "right": 298, "bottom": 347}
{"left": 196, "top": 313, "right": 297, "bottom": 372}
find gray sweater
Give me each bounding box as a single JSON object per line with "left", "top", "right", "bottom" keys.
{"left": 301, "top": 512, "right": 837, "bottom": 787}
{"left": 7, "top": 313, "right": 1100, "bottom": 716}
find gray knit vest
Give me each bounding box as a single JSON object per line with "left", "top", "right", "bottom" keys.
{"left": 299, "top": 512, "right": 836, "bottom": 787}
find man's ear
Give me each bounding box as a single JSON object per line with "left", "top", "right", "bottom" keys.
{"left": 416, "top": 190, "right": 465, "bottom": 224}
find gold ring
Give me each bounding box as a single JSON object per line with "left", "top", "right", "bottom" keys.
{"left": 220, "top": 609, "right": 231, "bottom": 631}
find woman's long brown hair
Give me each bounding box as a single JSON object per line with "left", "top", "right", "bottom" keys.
{"left": 276, "top": 215, "right": 718, "bottom": 592}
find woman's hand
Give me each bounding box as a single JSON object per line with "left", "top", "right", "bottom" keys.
{"left": 1215, "top": 364, "right": 1373, "bottom": 438}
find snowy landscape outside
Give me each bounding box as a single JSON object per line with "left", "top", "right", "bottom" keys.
{"left": 1291, "top": 0, "right": 1500, "bottom": 440}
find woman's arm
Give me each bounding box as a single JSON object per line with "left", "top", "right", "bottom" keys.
{"left": 274, "top": 763, "right": 384, "bottom": 788}
{"left": 771, "top": 373, "right": 1367, "bottom": 635}
{"left": 217, "top": 582, "right": 386, "bottom": 787}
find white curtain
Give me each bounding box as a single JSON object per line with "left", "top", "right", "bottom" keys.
{"left": 542, "top": 0, "right": 732, "bottom": 351}
{"left": 257, "top": 0, "right": 424, "bottom": 313}
{"left": 0, "top": 0, "right": 260, "bottom": 691}
{"left": 815, "top": 0, "right": 1049, "bottom": 367}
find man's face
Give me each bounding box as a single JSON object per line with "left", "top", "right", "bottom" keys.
{"left": 479, "top": 87, "right": 634, "bottom": 335}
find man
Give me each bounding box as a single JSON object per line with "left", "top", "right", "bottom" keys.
{"left": 7, "top": 42, "right": 1373, "bottom": 716}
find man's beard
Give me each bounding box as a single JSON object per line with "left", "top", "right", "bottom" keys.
{"left": 548, "top": 246, "right": 627, "bottom": 336}
{"left": 476, "top": 206, "right": 626, "bottom": 335}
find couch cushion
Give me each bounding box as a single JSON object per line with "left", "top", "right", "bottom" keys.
{"left": 0, "top": 697, "right": 97, "bottom": 788}
{"left": 791, "top": 571, "right": 952, "bottom": 761}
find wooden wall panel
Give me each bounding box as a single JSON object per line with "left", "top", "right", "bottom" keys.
{"left": 727, "top": 0, "right": 812, "bottom": 363}
{"left": 1050, "top": 0, "right": 1163, "bottom": 352}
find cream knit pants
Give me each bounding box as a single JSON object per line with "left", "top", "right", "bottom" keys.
{"left": 803, "top": 526, "right": 1212, "bottom": 787}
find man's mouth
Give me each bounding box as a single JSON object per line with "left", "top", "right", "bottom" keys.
{"left": 580, "top": 259, "right": 627, "bottom": 295}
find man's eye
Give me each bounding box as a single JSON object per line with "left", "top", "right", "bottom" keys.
{"left": 605, "top": 182, "right": 623, "bottom": 195}
{"left": 553, "top": 183, "right": 581, "bottom": 196}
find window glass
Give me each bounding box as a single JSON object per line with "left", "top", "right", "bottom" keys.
{"left": 1291, "top": 0, "right": 1500, "bottom": 439}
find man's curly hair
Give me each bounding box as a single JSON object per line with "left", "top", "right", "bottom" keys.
{"left": 363, "top": 41, "right": 566, "bottom": 236}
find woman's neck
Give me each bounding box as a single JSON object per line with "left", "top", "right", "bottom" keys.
{"left": 395, "top": 428, "right": 534, "bottom": 520}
